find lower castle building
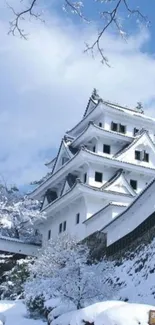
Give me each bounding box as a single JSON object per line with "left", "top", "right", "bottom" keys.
{"left": 30, "top": 90, "right": 155, "bottom": 250}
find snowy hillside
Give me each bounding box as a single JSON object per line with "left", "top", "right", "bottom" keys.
{"left": 112, "top": 228, "right": 155, "bottom": 305}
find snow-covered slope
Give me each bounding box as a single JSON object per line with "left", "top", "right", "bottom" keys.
{"left": 113, "top": 230, "right": 155, "bottom": 305}
{"left": 0, "top": 301, "right": 44, "bottom": 325}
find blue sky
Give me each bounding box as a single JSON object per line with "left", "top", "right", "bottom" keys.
{"left": 0, "top": 0, "right": 155, "bottom": 189}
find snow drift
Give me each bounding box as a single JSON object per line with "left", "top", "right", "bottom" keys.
{"left": 50, "top": 301, "right": 155, "bottom": 325}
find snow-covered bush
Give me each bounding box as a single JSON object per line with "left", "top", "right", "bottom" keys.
{"left": 25, "top": 234, "right": 116, "bottom": 317}
{"left": 26, "top": 294, "right": 45, "bottom": 318}
{"left": 0, "top": 257, "right": 32, "bottom": 300}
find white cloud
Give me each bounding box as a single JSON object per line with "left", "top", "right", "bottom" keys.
{"left": 0, "top": 1, "right": 155, "bottom": 186}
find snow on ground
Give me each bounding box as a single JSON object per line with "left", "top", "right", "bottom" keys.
{"left": 95, "top": 303, "right": 154, "bottom": 325}
{"left": 52, "top": 301, "right": 127, "bottom": 325}
{"left": 51, "top": 300, "right": 155, "bottom": 325}
{"left": 0, "top": 300, "right": 44, "bottom": 325}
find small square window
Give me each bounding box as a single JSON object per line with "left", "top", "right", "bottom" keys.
{"left": 99, "top": 122, "right": 102, "bottom": 127}
{"left": 84, "top": 173, "right": 87, "bottom": 183}
{"left": 144, "top": 151, "right": 149, "bottom": 162}
{"left": 103, "top": 144, "right": 111, "bottom": 154}
{"left": 76, "top": 213, "right": 80, "bottom": 224}
{"left": 63, "top": 221, "right": 66, "bottom": 231}
{"left": 95, "top": 172, "right": 103, "bottom": 183}
{"left": 48, "top": 230, "right": 51, "bottom": 240}
{"left": 93, "top": 146, "right": 96, "bottom": 153}
{"left": 119, "top": 124, "right": 126, "bottom": 134}
{"left": 59, "top": 223, "right": 62, "bottom": 233}
{"left": 135, "top": 150, "right": 141, "bottom": 160}
{"left": 130, "top": 179, "right": 137, "bottom": 190}
{"left": 111, "top": 122, "right": 117, "bottom": 132}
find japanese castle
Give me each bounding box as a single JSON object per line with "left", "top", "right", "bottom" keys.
{"left": 30, "top": 90, "right": 155, "bottom": 251}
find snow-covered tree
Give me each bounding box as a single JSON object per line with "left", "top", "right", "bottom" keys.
{"left": 25, "top": 234, "right": 115, "bottom": 312}
{"left": 0, "top": 184, "right": 45, "bottom": 243}
{"left": 0, "top": 257, "right": 32, "bottom": 300}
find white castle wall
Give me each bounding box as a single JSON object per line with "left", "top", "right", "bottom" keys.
{"left": 85, "top": 204, "right": 126, "bottom": 238}
{"left": 104, "top": 180, "right": 155, "bottom": 246}
{"left": 42, "top": 197, "right": 87, "bottom": 245}
{"left": 0, "top": 237, "right": 40, "bottom": 256}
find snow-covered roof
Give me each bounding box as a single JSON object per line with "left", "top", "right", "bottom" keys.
{"left": 114, "top": 130, "right": 148, "bottom": 158}
{"left": 83, "top": 96, "right": 98, "bottom": 118}
{"left": 41, "top": 179, "right": 133, "bottom": 214}
{"left": 71, "top": 122, "right": 132, "bottom": 148}
{"left": 101, "top": 169, "right": 136, "bottom": 197}
{"left": 30, "top": 147, "right": 155, "bottom": 200}
{"left": 67, "top": 95, "right": 155, "bottom": 136}
{"left": 83, "top": 202, "right": 127, "bottom": 224}
{"left": 101, "top": 177, "right": 155, "bottom": 232}
{"left": 0, "top": 235, "right": 41, "bottom": 246}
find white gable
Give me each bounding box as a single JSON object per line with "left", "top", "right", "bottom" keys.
{"left": 52, "top": 140, "right": 72, "bottom": 174}
{"left": 115, "top": 132, "right": 155, "bottom": 168}
{"left": 84, "top": 98, "right": 97, "bottom": 117}
{"left": 104, "top": 172, "right": 136, "bottom": 196}
{"left": 61, "top": 180, "right": 71, "bottom": 196}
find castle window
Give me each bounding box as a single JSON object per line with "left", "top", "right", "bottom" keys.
{"left": 135, "top": 150, "right": 141, "bottom": 160}
{"left": 63, "top": 221, "right": 66, "bottom": 231}
{"left": 103, "top": 144, "right": 111, "bottom": 154}
{"left": 119, "top": 124, "right": 126, "bottom": 134}
{"left": 143, "top": 151, "right": 149, "bottom": 162}
{"left": 84, "top": 173, "right": 87, "bottom": 183}
{"left": 95, "top": 172, "right": 103, "bottom": 183}
{"left": 99, "top": 122, "right": 102, "bottom": 127}
{"left": 133, "top": 128, "right": 139, "bottom": 136}
{"left": 111, "top": 122, "right": 117, "bottom": 132}
{"left": 93, "top": 146, "right": 96, "bottom": 153}
{"left": 130, "top": 179, "right": 137, "bottom": 190}
{"left": 59, "top": 223, "right": 62, "bottom": 233}
{"left": 76, "top": 213, "right": 80, "bottom": 224}
{"left": 48, "top": 230, "right": 51, "bottom": 240}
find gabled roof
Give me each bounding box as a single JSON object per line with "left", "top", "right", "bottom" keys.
{"left": 114, "top": 130, "right": 155, "bottom": 160}
{"left": 83, "top": 202, "right": 127, "bottom": 224}
{"left": 83, "top": 96, "right": 98, "bottom": 118}
{"left": 52, "top": 138, "right": 72, "bottom": 174}
{"left": 101, "top": 177, "right": 155, "bottom": 232}
{"left": 41, "top": 179, "right": 133, "bottom": 213}
{"left": 71, "top": 121, "right": 132, "bottom": 148}
{"left": 61, "top": 179, "right": 70, "bottom": 196}
{"left": 67, "top": 94, "right": 155, "bottom": 136}
{"left": 101, "top": 169, "right": 136, "bottom": 196}
{"left": 30, "top": 146, "right": 155, "bottom": 200}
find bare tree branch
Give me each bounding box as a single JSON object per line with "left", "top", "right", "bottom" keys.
{"left": 7, "top": 0, "right": 42, "bottom": 39}
{"left": 7, "top": 0, "right": 149, "bottom": 63}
